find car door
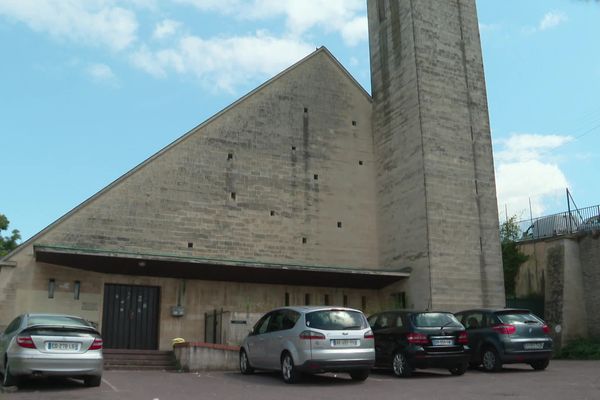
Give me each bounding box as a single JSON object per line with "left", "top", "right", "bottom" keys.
{"left": 459, "top": 312, "right": 486, "bottom": 362}
{"left": 0, "top": 316, "right": 22, "bottom": 372}
{"left": 264, "top": 310, "right": 290, "bottom": 369}
{"left": 370, "top": 312, "right": 398, "bottom": 366}
{"left": 245, "top": 313, "right": 272, "bottom": 369}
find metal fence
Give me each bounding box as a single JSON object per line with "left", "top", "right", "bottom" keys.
{"left": 514, "top": 204, "right": 600, "bottom": 241}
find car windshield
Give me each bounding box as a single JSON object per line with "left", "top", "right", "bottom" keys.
{"left": 27, "top": 315, "right": 92, "bottom": 328}
{"left": 412, "top": 313, "right": 462, "bottom": 328}
{"left": 497, "top": 312, "right": 542, "bottom": 324}
{"left": 305, "top": 310, "right": 366, "bottom": 330}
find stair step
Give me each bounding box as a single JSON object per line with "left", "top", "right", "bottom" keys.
{"left": 104, "top": 365, "right": 178, "bottom": 371}
{"left": 102, "top": 349, "right": 178, "bottom": 371}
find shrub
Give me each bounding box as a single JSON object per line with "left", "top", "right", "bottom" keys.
{"left": 556, "top": 338, "right": 600, "bottom": 360}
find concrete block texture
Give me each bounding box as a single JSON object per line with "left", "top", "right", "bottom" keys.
{"left": 35, "top": 50, "right": 379, "bottom": 271}
{"left": 368, "top": 0, "right": 504, "bottom": 310}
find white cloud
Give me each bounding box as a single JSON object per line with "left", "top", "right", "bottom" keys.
{"left": 523, "top": 11, "right": 568, "bottom": 34}
{"left": 86, "top": 63, "right": 118, "bottom": 85}
{"left": 153, "top": 19, "right": 181, "bottom": 40}
{"left": 131, "top": 31, "right": 314, "bottom": 92}
{"left": 495, "top": 133, "right": 573, "bottom": 218}
{"left": 539, "top": 11, "right": 568, "bottom": 31}
{"left": 174, "top": 0, "right": 367, "bottom": 46}
{"left": 0, "top": 0, "right": 138, "bottom": 51}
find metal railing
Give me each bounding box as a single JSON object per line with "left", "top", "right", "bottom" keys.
{"left": 515, "top": 204, "right": 600, "bottom": 241}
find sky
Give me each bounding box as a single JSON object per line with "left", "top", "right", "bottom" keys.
{"left": 1, "top": 0, "right": 599, "bottom": 242}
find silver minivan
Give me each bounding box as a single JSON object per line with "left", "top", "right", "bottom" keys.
{"left": 240, "top": 306, "right": 375, "bottom": 383}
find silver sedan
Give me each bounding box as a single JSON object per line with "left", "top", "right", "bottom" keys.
{"left": 0, "top": 313, "right": 103, "bottom": 387}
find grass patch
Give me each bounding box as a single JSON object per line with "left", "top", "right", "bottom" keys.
{"left": 556, "top": 338, "right": 600, "bottom": 360}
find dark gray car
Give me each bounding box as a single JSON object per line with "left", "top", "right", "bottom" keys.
{"left": 454, "top": 309, "right": 552, "bottom": 372}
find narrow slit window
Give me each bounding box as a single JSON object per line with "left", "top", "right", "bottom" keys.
{"left": 314, "top": 174, "right": 318, "bottom": 180}
{"left": 305, "top": 293, "right": 310, "bottom": 305}
{"left": 74, "top": 281, "right": 81, "bottom": 300}
{"left": 352, "top": 120, "right": 357, "bottom": 126}
{"left": 343, "top": 295, "right": 348, "bottom": 307}
{"left": 359, "top": 160, "right": 363, "bottom": 165}
{"left": 337, "top": 222, "right": 342, "bottom": 228}
{"left": 324, "top": 294, "right": 330, "bottom": 306}
{"left": 292, "top": 146, "right": 296, "bottom": 151}
{"left": 285, "top": 292, "right": 290, "bottom": 306}
{"left": 227, "top": 153, "right": 233, "bottom": 160}
{"left": 303, "top": 107, "right": 308, "bottom": 113}
{"left": 48, "top": 279, "right": 55, "bottom": 299}
{"left": 270, "top": 210, "right": 275, "bottom": 216}
{"left": 302, "top": 237, "right": 307, "bottom": 244}
{"left": 188, "top": 242, "right": 193, "bottom": 248}
{"left": 231, "top": 192, "right": 236, "bottom": 200}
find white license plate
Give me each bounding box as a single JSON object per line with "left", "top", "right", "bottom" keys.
{"left": 524, "top": 343, "right": 544, "bottom": 350}
{"left": 432, "top": 339, "right": 454, "bottom": 346}
{"left": 48, "top": 342, "right": 79, "bottom": 351}
{"left": 331, "top": 339, "right": 359, "bottom": 347}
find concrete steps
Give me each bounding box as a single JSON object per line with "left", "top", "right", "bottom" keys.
{"left": 103, "top": 349, "right": 178, "bottom": 371}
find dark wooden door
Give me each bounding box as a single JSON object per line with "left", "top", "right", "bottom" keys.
{"left": 102, "top": 284, "right": 160, "bottom": 349}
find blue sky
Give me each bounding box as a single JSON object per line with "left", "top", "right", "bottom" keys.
{"left": 1, "top": 0, "right": 599, "bottom": 242}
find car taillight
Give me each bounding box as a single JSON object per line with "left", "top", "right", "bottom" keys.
{"left": 16, "top": 335, "right": 36, "bottom": 349}
{"left": 407, "top": 332, "right": 429, "bottom": 345}
{"left": 542, "top": 324, "right": 550, "bottom": 334}
{"left": 89, "top": 338, "right": 103, "bottom": 350}
{"left": 492, "top": 324, "right": 516, "bottom": 335}
{"left": 457, "top": 331, "right": 469, "bottom": 344}
{"left": 299, "top": 330, "right": 325, "bottom": 340}
{"left": 364, "top": 330, "right": 374, "bottom": 339}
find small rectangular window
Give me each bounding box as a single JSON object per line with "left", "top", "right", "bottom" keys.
{"left": 303, "top": 107, "right": 308, "bottom": 113}
{"left": 227, "top": 153, "right": 233, "bottom": 160}
{"left": 314, "top": 174, "right": 319, "bottom": 180}
{"left": 74, "top": 281, "right": 81, "bottom": 300}
{"left": 337, "top": 222, "right": 342, "bottom": 228}
{"left": 302, "top": 237, "right": 307, "bottom": 244}
{"left": 352, "top": 120, "right": 357, "bottom": 126}
{"left": 391, "top": 292, "right": 406, "bottom": 309}
{"left": 48, "top": 279, "right": 55, "bottom": 299}
{"left": 231, "top": 192, "right": 236, "bottom": 200}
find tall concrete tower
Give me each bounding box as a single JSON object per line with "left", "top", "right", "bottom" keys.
{"left": 368, "top": 0, "right": 505, "bottom": 310}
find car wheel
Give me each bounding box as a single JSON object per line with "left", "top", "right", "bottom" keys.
{"left": 449, "top": 362, "right": 468, "bottom": 376}
{"left": 530, "top": 359, "right": 549, "bottom": 371}
{"left": 281, "top": 352, "right": 299, "bottom": 384}
{"left": 481, "top": 347, "right": 502, "bottom": 372}
{"left": 392, "top": 352, "right": 412, "bottom": 377}
{"left": 349, "top": 369, "right": 370, "bottom": 381}
{"left": 2, "top": 360, "right": 18, "bottom": 387}
{"left": 83, "top": 375, "right": 102, "bottom": 387}
{"left": 239, "top": 350, "right": 254, "bottom": 375}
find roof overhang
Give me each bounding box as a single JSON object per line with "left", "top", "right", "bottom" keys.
{"left": 34, "top": 245, "right": 409, "bottom": 290}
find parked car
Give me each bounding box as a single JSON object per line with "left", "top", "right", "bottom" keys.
{"left": 0, "top": 313, "right": 103, "bottom": 387}
{"left": 454, "top": 308, "right": 552, "bottom": 372}
{"left": 239, "top": 306, "right": 375, "bottom": 383}
{"left": 521, "top": 214, "right": 580, "bottom": 240}
{"left": 367, "top": 311, "right": 470, "bottom": 377}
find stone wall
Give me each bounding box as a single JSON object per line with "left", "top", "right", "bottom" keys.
{"left": 579, "top": 234, "right": 600, "bottom": 336}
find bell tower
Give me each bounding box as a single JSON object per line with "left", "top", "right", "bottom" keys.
{"left": 367, "top": 0, "right": 505, "bottom": 309}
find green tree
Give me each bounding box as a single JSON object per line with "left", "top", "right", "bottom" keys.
{"left": 0, "top": 213, "right": 21, "bottom": 257}
{"left": 500, "top": 215, "right": 529, "bottom": 298}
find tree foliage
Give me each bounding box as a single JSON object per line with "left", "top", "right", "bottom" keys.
{"left": 500, "top": 216, "right": 529, "bottom": 298}
{"left": 0, "top": 213, "right": 21, "bottom": 257}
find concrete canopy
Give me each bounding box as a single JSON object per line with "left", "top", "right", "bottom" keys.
{"left": 34, "top": 245, "right": 409, "bottom": 289}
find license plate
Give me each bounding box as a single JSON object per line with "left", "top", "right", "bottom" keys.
{"left": 48, "top": 342, "right": 79, "bottom": 351}
{"left": 432, "top": 339, "right": 454, "bottom": 346}
{"left": 524, "top": 342, "right": 544, "bottom": 350}
{"left": 331, "top": 339, "right": 359, "bottom": 347}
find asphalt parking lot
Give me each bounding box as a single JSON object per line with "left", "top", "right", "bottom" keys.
{"left": 2, "top": 360, "right": 599, "bottom": 400}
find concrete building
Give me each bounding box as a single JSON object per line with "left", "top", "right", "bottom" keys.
{"left": 0, "top": 0, "right": 504, "bottom": 350}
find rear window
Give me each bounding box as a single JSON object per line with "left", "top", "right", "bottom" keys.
{"left": 496, "top": 312, "right": 542, "bottom": 324}
{"left": 27, "top": 316, "right": 92, "bottom": 328}
{"left": 305, "top": 310, "right": 367, "bottom": 330}
{"left": 412, "top": 313, "right": 462, "bottom": 328}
